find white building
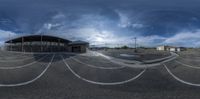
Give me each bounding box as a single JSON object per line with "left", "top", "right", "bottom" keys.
{"left": 157, "top": 46, "right": 183, "bottom": 52}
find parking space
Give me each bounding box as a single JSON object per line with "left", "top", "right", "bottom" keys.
{"left": 0, "top": 54, "right": 54, "bottom": 86}
{"left": 63, "top": 54, "right": 144, "bottom": 84}
{"left": 98, "top": 49, "right": 171, "bottom": 61}
{"left": 0, "top": 52, "right": 49, "bottom": 68}
{"left": 0, "top": 50, "right": 199, "bottom": 99}
{"left": 165, "top": 60, "right": 200, "bottom": 84}
{"left": 71, "top": 55, "right": 125, "bottom": 68}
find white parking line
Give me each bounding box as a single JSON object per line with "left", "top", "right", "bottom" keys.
{"left": 178, "top": 55, "right": 200, "bottom": 59}
{"left": 71, "top": 57, "right": 125, "bottom": 69}
{"left": 6, "top": 51, "right": 78, "bottom": 55}
{"left": 90, "top": 51, "right": 178, "bottom": 69}
{"left": 163, "top": 64, "right": 200, "bottom": 87}
{"left": 0, "top": 54, "right": 55, "bottom": 87}
{"left": 0, "top": 55, "right": 49, "bottom": 69}
{"left": 0, "top": 54, "right": 24, "bottom": 58}
{"left": 61, "top": 55, "right": 146, "bottom": 85}
{"left": 0, "top": 55, "right": 44, "bottom": 62}
{"left": 175, "top": 60, "right": 200, "bottom": 69}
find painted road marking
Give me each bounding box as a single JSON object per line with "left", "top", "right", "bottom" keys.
{"left": 61, "top": 55, "right": 146, "bottom": 85}
{"left": 0, "top": 55, "right": 49, "bottom": 69}
{"left": 175, "top": 60, "right": 200, "bottom": 69}
{"left": 164, "top": 64, "right": 200, "bottom": 87}
{"left": 0, "top": 54, "right": 55, "bottom": 87}
{"left": 71, "top": 57, "right": 125, "bottom": 69}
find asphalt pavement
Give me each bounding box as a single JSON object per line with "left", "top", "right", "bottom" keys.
{"left": 0, "top": 52, "right": 200, "bottom": 99}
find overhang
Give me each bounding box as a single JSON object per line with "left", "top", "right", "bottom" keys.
{"left": 5, "top": 35, "right": 71, "bottom": 44}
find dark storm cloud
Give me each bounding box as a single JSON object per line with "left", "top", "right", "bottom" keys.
{"left": 0, "top": 0, "right": 200, "bottom": 47}
{"left": 0, "top": 0, "right": 122, "bottom": 33}
{"left": 0, "top": 0, "right": 200, "bottom": 33}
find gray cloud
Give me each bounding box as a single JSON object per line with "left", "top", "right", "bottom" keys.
{"left": 0, "top": 0, "right": 200, "bottom": 47}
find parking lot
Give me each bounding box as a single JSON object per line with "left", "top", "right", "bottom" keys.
{"left": 0, "top": 49, "right": 200, "bottom": 99}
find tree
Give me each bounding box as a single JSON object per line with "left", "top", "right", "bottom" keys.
{"left": 121, "top": 45, "right": 129, "bottom": 49}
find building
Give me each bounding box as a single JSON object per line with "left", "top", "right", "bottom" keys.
{"left": 5, "top": 35, "right": 89, "bottom": 53}
{"left": 156, "top": 46, "right": 185, "bottom": 52}
{"left": 68, "top": 41, "right": 89, "bottom": 53}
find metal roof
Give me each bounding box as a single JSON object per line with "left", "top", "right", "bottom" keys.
{"left": 157, "top": 45, "right": 182, "bottom": 48}
{"left": 69, "top": 40, "right": 89, "bottom": 45}
{"left": 5, "top": 35, "right": 71, "bottom": 43}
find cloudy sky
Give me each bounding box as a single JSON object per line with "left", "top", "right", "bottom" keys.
{"left": 0, "top": 0, "right": 200, "bottom": 47}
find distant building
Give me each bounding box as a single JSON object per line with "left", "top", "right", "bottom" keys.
{"left": 156, "top": 46, "right": 185, "bottom": 52}
{"left": 5, "top": 35, "right": 89, "bottom": 53}
{"left": 68, "top": 40, "right": 89, "bottom": 53}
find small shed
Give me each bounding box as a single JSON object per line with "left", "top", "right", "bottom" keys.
{"left": 68, "top": 41, "right": 89, "bottom": 53}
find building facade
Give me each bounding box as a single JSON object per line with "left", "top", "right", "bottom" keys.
{"left": 5, "top": 35, "right": 89, "bottom": 53}
{"left": 156, "top": 46, "right": 184, "bottom": 52}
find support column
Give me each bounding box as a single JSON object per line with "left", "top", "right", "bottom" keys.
{"left": 40, "top": 35, "right": 43, "bottom": 52}
{"left": 50, "top": 42, "right": 52, "bottom": 52}
{"left": 58, "top": 39, "right": 60, "bottom": 52}
{"left": 10, "top": 40, "right": 13, "bottom": 51}
{"left": 30, "top": 41, "right": 32, "bottom": 52}
{"left": 21, "top": 37, "right": 24, "bottom": 52}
